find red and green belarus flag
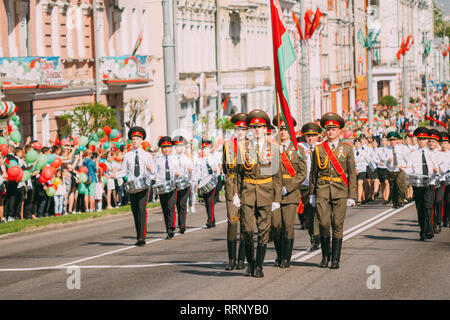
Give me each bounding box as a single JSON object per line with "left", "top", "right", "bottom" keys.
{"left": 270, "top": 0, "right": 297, "bottom": 151}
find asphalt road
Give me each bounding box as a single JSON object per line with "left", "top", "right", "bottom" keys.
{"left": 0, "top": 197, "right": 449, "bottom": 300}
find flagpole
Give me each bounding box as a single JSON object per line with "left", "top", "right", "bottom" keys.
{"left": 276, "top": 92, "right": 281, "bottom": 145}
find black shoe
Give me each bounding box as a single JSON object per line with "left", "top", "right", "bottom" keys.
{"left": 135, "top": 240, "right": 146, "bottom": 246}
{"left": 330, "top": 238, "right": 342, "bottom": 269}
{"left": 425, "top": 232, "right": 434, "bottom": 240}
{"left": 166, "top": 232, "right": 174, "bottom": 240}
{"left": 319, "top": 237, "right": 331, "bottom": 268}
{"left": 179, "top": 227, "right": 185, "bottom": 234}
{"left": 280, "top": 238, "right": 294, "bottom": 268}
{"left": 435, "top": 225, "right": 441, "bottom": 234}
{"left": 419, "top": 233, "right": 425, "bottom": 241}
{"left": 253, "top": 244, "right": 266, "bottom": 278}
{"left": 225, "top": 240, "right": 237, "bottom": 270}
{"left": 236, "top": 259, "right": 245, "bottom": 270}
{"left": 383, "top": 200, "right": 390, "bottom": 205}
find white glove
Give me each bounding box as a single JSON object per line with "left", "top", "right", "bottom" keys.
{"left": 233, "top": 194, "right": 241, "bottom": 208}
{"left": 347, "top": 199, "right": 356, "bottom": 207}
{"left": 281, "top": 187, "right": 287, "bottom": 196}
{"left": 271, "top": 202, "right": 280, "bottom": 211}
{"left": 309, "top": 195, "right": 316, "bottom": 208}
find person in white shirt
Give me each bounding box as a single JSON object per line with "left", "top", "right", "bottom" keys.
{"left": 195, "top": 139, "right": 220, "bottom": 228}
{"left": 440, "top": 132, "right": 450, "bottom": 228}
{"left": 375, "top": 136, "right": 390, "bottom": 204}
{"left": 109, "top": 127, "right": 154, "bottom": 246}
{"left": 386, "top": 132, "right": 409, "bottom": 209}
{"left": 429, "top": 129, "right": 446, "bottom": 234}
{"left": 354, "top": 138, "right": 369, "bottom": 205}
{"left": 406, "top": 127, "right": 439, "bottom": 240}
{"left": 172, "top": 136, "right": 193, "bottom": 234}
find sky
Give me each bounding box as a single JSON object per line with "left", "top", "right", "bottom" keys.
{"left": 434, "top": 0, "right": 450, "bottom": 17}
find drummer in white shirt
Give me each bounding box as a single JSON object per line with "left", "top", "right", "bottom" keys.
{"left": 153, "top": 136, "right": 183, "bottom": 239}
{"left": 195, "top": 139, "right": 220, "bottom": 228}
{"left": 428, "top": 129, "right": 447, "bottom": 234}
{"left": 440, "top": 132, "right": 450, "bottom": 228}
{"left": 110, "top": 127, "right": 154, "bottom": 246}
{"left": 172, "top": 136, "right": 193, "bottom": 234}
{"left": 406, "top": 127, "right": 439, "bottom": 241}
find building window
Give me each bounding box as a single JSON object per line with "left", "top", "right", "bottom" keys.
{"left": 42, "top": 113, "right": 50, "bottom": 146}
{"left": 328, "top": 0, "right": 334, "bottom": 11}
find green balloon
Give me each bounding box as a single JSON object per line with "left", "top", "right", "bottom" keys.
{"left": 97, "top": 128, "right": 105, "bottom": 138}
{"left": 123, "top": 175, "right": 128, "bottom": 182}
{"left": 0, "top": 137, "right": 7, "bottom": 145}
{"left": 110, "top": 129, "right": 119, "bottom": 139}
{"left": 6, "top": 159, "right": 18, "bottom": 168}
{"left": 103, "top": 141, "right": 111, "bottom": 149}
{"left": 78, "top": 173, "right": 88, "bottom": 184}
{"left": 46, "top": 187, "right": 56, "bottom": 197}
{"left": 90, "top": 133, "right": 99, "bottom": 142}
{"left": 78, "top": 183, "right": 87, "bottom": 195}
{"left": 11, "top": 115, "right": 18, "bottom": 122}
{"left": 89, "top": 140, "right": 98, "bottom": 147}
{"left": 79, "top": 136, "right": 89, "bottom": 146}
{"left": 47, "top": 153, "right": 55, "bottom": 164}
{"left": 10, "top": 130, "right": 21, "bottom": 143}
{"left": 22, "top": 170, "right": 31, "bottom": 182}
{"left": 37, "top": 154, "right": 48, "bottom": 170}
{"left": 26, "top": 149, "right": 38, "bottom": 164}
{"left": 115, "top": 142, "right": 122, "bottom": 149}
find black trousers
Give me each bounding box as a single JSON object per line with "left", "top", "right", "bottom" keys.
{"left": 413, "top": 186, "right": 434, "bottom": 236}
{"left": 159, "top": 190, "right": 177, "bottom": 235}
{"left": 129, "top": 188, "right": 150, "bottom": 241}
{"left": 4, "top": 182, "right": 18, "bottom": 218}
{"left": 201, "top": 187, "right": 216, "bottom": 226}
{"left": 22, "top": 188, "right": 33, "bottom": 219}
{"left": 176, "top": 187, "right": 190, "bottom": 230}
{"left": 215, "top": 176, "right": 223, "bottom": 202}
{"left": 433, "top": 184, "right": 445, "bottom": 228}
{"left": 444, "top": 186, "right": 450, "bottom": 226}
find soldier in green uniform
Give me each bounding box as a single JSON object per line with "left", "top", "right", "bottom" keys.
{"left": 238, "top": 109, "right": 282, "bottom": 278}
{"left": 223, "top": 113, "right": 247, "bottom": 270}
{"left": 271, "top": 115, "right": 307, "bottom": 268}
{"left": 298, "top": 122, "right": 322, "bottom": 251}
{"left": 310, "top": 113, "right": 357, "bottom": 269}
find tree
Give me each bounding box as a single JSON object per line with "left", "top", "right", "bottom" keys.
{"left": 434, "top": 2, "right": 450, "bottom": 39}
{"left": 378, "top": 95, "right": 399, "bottom": 107}
{"left": 124, "top": 98, "right": 152, "bottom": 132}
{"left": 58, "top": 102, "right": 119, "bottom": 137}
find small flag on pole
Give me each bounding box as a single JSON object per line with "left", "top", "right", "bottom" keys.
{"left": 131, "top": 30, "right": 143, "bottom": 56}
{"left": 222, "top": 95, "right": 231, "bottom": 111}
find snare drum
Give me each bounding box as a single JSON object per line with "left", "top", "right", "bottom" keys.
{"left": 124, "top": 177, "right": 151, "bottom": 194}
{"left": 445, "top": 173, "right": 450, "bottom": 185}
{"left": 175, "top": 177, "right": 190, "bottom": 190}
{"left": 406, "top": 174, "right": 429, "bottom": 187}
{"left": 198, "top": 175, "right": 218, "bottom": 195}
{"left": 153, "top": 180, "right": 176, "bottom": 195}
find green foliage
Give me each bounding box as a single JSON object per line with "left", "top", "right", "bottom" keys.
{"left": 58, "top": 102, "right": 119, "bottom": 137}
{"left": 434, "top": 3, "right": 450, "bottom": 38}
{"left": 216, "top": 116, "right": 235, "bottom": 131}
{"left": 378, "top": 95, "right": 399, "bottom": 107}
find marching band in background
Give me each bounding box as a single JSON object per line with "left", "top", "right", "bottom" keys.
{"left": 115, "top": 107, "right": 449, "bottom": 277}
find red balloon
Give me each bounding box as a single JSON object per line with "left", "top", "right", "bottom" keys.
{"left": 99, "top": 136, "right": 108, "bottom": 143}
{"left": 0, "top": 144, "right": 7, "bottom": 156}
{"left": 41, "top": 166, "right": 54, "bottom": 181}
{"left": 79, "top": 166, "right": 89, "bottom": 174}
{"left": 73, "top": 137, "right": 79, "bottom": 146}
{"left": 7, "top": 165, "right": 21, "bottom": 180}
{"left": 39, "top": 175, "right": 48, "bottom": 184}
{"left": 89, "top": 145, "right": 96, "bottom": 152}
{"left": 116, "top": 132, "right": 121, "bottom": 139}
{"left": 51, "top": 157, "right": 62, "bottom": 168}
{"left": 15, "top": 168, "right": 24, "bottom": 182}
{"left": 103, "top": 126, "right": 112, "bottom": 135}
{"left": 32, "top": 141, "right": 43, "bottom": 150}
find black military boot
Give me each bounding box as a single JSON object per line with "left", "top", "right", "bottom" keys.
{"left": 236, "top": 239, "right": 246, "bottom": 270}
{"left": 310, "top": 235, "right": 320, "bottom": 251}
{"left": 225, "top": 240, "right": 237, "bottom": 270}
{"left": 319, "top": 236, "right": 331, "bottom": 268}
{"left": 244, "top": 237, "right": 254, "bottom": 276}
{"left": 273, "top": 234, "right": 283, "bottom": 267}
{"left": 253, "top": 244, "right": 267, "bottom": 278}
{"left": 330, "top": 238, "right": 342, "bottom": 269}
{"left": 280, "top": 238, "right": 294, "bottom": 268}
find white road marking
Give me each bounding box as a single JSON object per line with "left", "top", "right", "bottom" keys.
{"left": 0, "top": 203, "right": 414, "bottom": 272}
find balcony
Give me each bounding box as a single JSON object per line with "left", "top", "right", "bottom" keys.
{"left": 100, "top": 55, "right": 152, "bottom": 86}
{"left": 0, "top": 56, "right": 67, "bottom": 92}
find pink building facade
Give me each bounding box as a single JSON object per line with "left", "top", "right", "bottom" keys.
{"left": 0, "top": 0, "right": 166, "bottom": 146}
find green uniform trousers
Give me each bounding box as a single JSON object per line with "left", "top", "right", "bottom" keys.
{"left": 388, "top": 171, "right": 407, "bottom": 206}
{"left": 241, "top": 203, "right": 271, "bottom": 244}
{"left": 301, "top": 186, "right": 320, "bottom": 244}
{"left": 226, "top": 199, "right": 244, "bottom": 241}
{"left": 271, "top": 203, "right": 297, "bottom": 240}
{"left": 316, "top": 196, "right": 347, "bottom": 239}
